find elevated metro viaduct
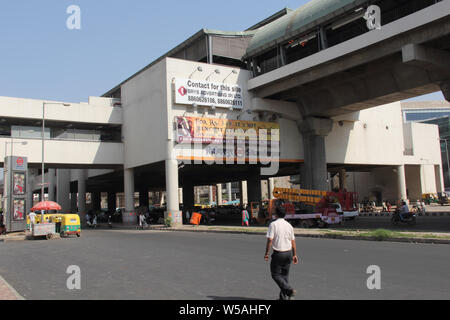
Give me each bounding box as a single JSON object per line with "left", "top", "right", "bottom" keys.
{"left": 1, "top": 0, "right": 449, "bottom": 226}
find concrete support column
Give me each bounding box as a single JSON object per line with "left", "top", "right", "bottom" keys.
{"left": 247, "top": 171, "right": 262, "bottom": 204}
{"left": 226, "top": 183, "right": 232, "bottom": 201}
{"left": 208, "top": 186, "right": 214, "bottom": 205}
{"left": 195, "top": 187, "right": 201, "bottom": 204}
{"left": 182, "top": 182, "right": 195, "bottom": 215}
{"left": 165, "top": 159, "right": 182, "bottom": 226}
{"left": 56, "top": 169, "right": 71, "bottom": 212}
{"left": 123, "top": 168, "right": 135, "bottom": 225}
{"left": 108, "top": 192, "right": 117, "bottom": 213}
{"left": 397, "top": 165, "right": 408, "bottom": 202}
{"left": 139, "top": 189, "right": 149, "bottom": 208}
{"left": 339, "top": 169, "right": 347, "bottom": 191}
{"left": 70, "top": 193, "right": 77, "bottom": 213}
{"left": 48, "top": 169, "right": 56, "bottom": 202}
{"left": 77, "top": 169, "right": 87, "bottom": 217}
{"left": 91, "top": 192, "right": 101, "bottom": 212}
{"left": 178, "top": 188, "right": 183, "bottom": 204}
{"left": 300, "top": 117, "right": 333, "bottom": 190}
{"left": 268, "top": 178, "right": 275, "bottom": 200}
{"left": 216, "top": 184, "right": 223, "bottom": 206}
{"left": 239, "top": 181, "right": 248, "bottom": 206}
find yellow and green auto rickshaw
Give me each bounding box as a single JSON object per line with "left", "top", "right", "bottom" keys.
{"left": 58, "top": 214, "right": 81, "bottom": 238}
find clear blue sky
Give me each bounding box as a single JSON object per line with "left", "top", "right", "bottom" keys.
{"left": 0, "top": 0, "right": 444, "bottom": 103}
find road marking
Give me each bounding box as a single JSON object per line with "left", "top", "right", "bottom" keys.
{"left": 0, "top": 275, "right": 25, "bottom": 300}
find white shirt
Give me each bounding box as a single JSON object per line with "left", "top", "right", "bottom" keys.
{"left": 29, "top": 212, "right": 36, "bottom": 223}
{"left": 266, "top": 218, "right": 295, "bottom": 252}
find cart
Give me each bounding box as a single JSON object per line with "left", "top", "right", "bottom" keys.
{"left": 31, "top": 223, "right": 56, "bottom": 240}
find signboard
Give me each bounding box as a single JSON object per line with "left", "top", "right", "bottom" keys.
{"left": 3, "top": 156, "right": 28, "bottom": 233}
{"left": 175, "top": 116, "right": 280, "bottom": 144}
{"left": 174, "top": 78, "right": 243, "bottom": 110}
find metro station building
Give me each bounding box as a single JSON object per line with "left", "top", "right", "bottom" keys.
{"left": 1, "top": 0, "right": 449, "bottom": 225}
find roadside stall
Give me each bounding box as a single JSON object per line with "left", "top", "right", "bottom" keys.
{"left": 28, "top": 201, "right": 61, "bottom": 240}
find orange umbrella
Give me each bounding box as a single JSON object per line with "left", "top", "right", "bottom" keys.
{"left": 31, "top": 201, "right": 62, "bottom": 212}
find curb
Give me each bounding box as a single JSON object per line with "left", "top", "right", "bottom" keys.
{"left": 145, "top": 226, "right": 450, "bottom": 245}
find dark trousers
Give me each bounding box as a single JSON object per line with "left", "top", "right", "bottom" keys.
{"left": 270, "top": 251, "right": 293, "bottom": 300}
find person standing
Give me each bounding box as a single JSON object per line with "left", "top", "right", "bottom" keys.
{"left": 242, "top": 207, "right": 250, "bottom": 227}
{"left": 264, "top": 207, "right": 298, "bottom": 300}
{"left": 28, "top": 211, "right": 37, "bottom": 232}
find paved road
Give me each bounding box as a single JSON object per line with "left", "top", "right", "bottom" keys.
{"left": 0, "top": 229, "right": 449, "bottom": 300}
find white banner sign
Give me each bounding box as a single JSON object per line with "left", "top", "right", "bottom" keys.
{"left": 174, "top": 78, "right": 243, "bottom": 109}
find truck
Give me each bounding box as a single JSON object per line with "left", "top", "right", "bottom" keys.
{"left": 250, "top": 188, "right": 359, "bottom": 228}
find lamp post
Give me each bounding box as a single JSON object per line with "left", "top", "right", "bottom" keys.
{"left": 41, "top": 102, "right": 70, "bottom": 221}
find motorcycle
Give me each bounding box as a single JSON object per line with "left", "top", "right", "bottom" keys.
{"left": 391, "top": 210, "right": 417, "bottom": 226}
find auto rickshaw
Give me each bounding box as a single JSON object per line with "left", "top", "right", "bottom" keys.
{"left": 58, "top": 214, "right": 81, "bottom": 238}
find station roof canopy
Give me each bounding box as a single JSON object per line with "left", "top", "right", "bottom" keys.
{"left": 244, "top": 0, "right": 366, "bottom": 58}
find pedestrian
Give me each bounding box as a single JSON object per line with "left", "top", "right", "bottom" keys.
{"left": 242, "top": 207, "right": 250, "bottom": 227}
{"left": 185, "top": 211, "right": 190, "bottom": 224}
{"left": 28, "top": 211, "right": 37, "bottom": 232}
{"left": 264, "top": 207, "right": 298, "bottom": 300}
{"left": 139, "top": 212, "right": 147, "bottom": 229}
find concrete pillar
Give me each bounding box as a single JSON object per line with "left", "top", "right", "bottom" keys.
{"left": 108, "top": 192, "right": 116, "bottom": 213}
{"left": 123, "top": 168, "right": 135, "bottom": 224}
{"left": 300, "top": 117, "right": 333, "bottom": 190}
{"left": 397, "top": 165, "right": 408, "bottom": 202}
{"left": 195, "top": 187, "right": 201, "bottom": 204}
{"left": 139, "top": 189, "right": 149, "bottom": 208}
{"left": 183, "top": 182, "right": 195, "bottom": 214}
{"left": 216, "top": 184, "right": 223, "bottom": 206}
{"left": 91, "top": 192, "right": 101, "bottom": 212}
{"left": 227, "top": 183, "right": 232, "bottom": 201}
{"left": 165, "top": 159, "right": 182, "bottom": 226}
{"left": 159, "top": 192, "right": 165, "bottom": 205}
{"left": 268, "top": 178, "right": 275, "bottom": 200}
{"left": 70, "top": 193, "right": 77, "bottom": 213}
{"left": 178, "top": 188, "right": 183, "bottom": 204}
{"left": 77, "top": 169, "right": 87, "bottom": 216}
{"left": 247, "top": 171, "right": 262, "bottom": 204}
{"left": 208, "top": 186, "right": 214, "bottom": 205}
{"left": 56, "top": 169, "right": 71, "bottom": 212}
{"left": 239, "top": 181, "right": 248, "bottom": 205}
{"left": 48, "top": 169, "right": 56, "bottom": 202}
{"left": 339, "top": 169, "right": 347, "bottom": 191}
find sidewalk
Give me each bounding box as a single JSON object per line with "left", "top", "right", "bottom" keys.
{"left": 0, "top": 275, "right": 24, "bottom": 300}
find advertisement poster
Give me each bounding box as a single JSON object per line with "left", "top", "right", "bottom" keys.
{"left": 176, "top": 116, "right": 280, "bottom": 144}
{"left": 13, "top": 199, "right": 25, "bottom": 221}
{"left": 13, "top": 172, "right": 26, "bottom": 195}
{"left": 174, "top": 78, "right": 243, "bottom": 109}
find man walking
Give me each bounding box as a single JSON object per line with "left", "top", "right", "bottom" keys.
{"left": 264, "top": 207, "right": 298, "bottom": 300}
